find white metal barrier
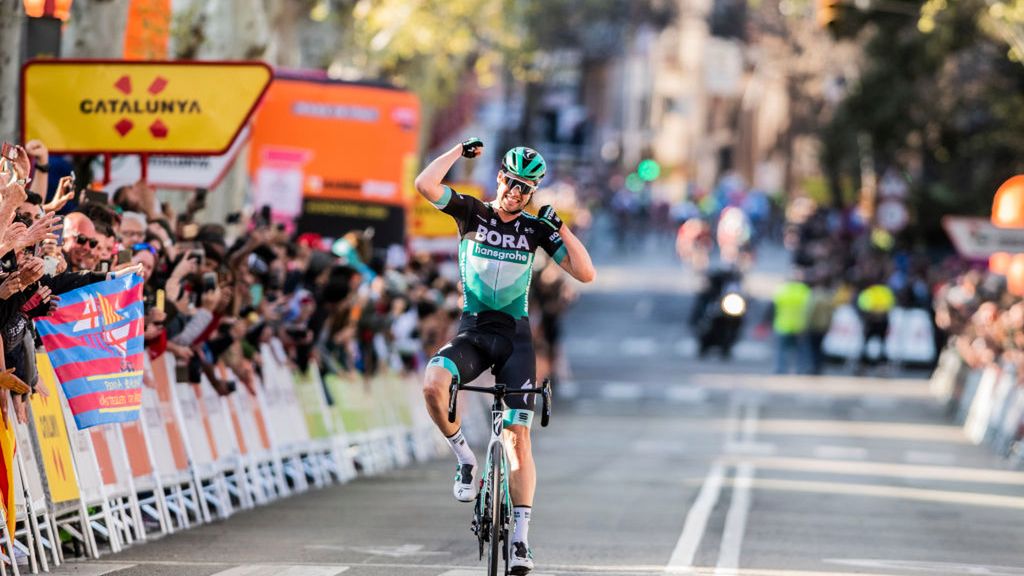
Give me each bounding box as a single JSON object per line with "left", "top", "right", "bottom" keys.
{"left": 0, "top": 339, "right": 453, "bottom": 571}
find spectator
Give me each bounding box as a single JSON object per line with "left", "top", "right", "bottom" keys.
{"left": 62, "top": 213, "right": 99, "bottom": 272}
{"left": 856, "top": 282, "right": 896, "bottom": 373}
{"left": 770, "top": 269, "right": 811, "bottom": 374}
{"left": 120, "top": 211, "right": 147, "bottom": 248}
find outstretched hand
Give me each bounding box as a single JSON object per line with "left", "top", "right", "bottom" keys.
{"left": 44, "top": 176, "right": 75, "bottom": 213}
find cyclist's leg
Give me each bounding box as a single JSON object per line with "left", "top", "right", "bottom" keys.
{"left": 422, "top": 332, "right": 486, "bottom": 436}
{"left": 424, "top": 333, "right": 488, "bottom": 502}
{"left": 498, "top": 318, "right": 537, "bottom": 568}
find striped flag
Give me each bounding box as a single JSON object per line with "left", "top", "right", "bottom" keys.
{"left": 34, "top": 274, "right": 145, "bottom": 430}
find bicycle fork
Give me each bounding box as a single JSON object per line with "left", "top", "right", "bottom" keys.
{"left": 473, "top": 409, "right": 511, "bottom": 541}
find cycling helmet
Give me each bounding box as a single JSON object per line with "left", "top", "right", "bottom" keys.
{"left": 501, "top": 147, "right": 546, "bottom": 181}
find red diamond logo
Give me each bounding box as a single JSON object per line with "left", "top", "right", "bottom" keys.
{"left": 148, "top": 76, "right": 168, "bottom": 95}
{"left": 115, "top": 119, "right": 134, "bottom": 137}
{"left": 114, "top": 75, "right": 132, "bottom": 95}
{"left": 149, "top": 120, "right": 168, "bottom": 138}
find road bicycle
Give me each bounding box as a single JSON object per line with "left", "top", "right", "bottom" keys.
{"left": 447, "top": 377, "right": 551, "bottom": 576}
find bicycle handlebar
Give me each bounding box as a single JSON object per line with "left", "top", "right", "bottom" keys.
{"left": 447, "top": 379, "right": 552, "bottom": 427}
{"left": 458, "top": 385, "right": 545, "bottom": 396}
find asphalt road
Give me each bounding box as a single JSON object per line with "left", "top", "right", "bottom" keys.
{"left": 51, "top": 237, "right": 1024, "bottom": 576}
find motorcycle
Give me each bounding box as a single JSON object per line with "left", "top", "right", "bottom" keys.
{"left": 692, "top": 267, "right": 747, "bottom": 358}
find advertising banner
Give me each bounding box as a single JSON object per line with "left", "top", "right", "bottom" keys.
{"left": 248, "top": 76, "right": 419, "bottom": 245}
{"left": 34, "top": 275, "right": 145, "bottom": 429}
{"left": 30, "top": 354, "right": 80, "bottom": 504}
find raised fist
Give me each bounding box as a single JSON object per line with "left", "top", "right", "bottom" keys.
{"left": 461, "top": 137, "right": 484, "bottom": 159}
{"left": 537, "top": 205, "right": 563, "bottom": 232}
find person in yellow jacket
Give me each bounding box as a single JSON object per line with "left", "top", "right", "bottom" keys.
{"left": 856, "top": 283, "right": 896, "bottom": 371}
{"left": 771, "top": 272, "right": 812, "bottom": 374}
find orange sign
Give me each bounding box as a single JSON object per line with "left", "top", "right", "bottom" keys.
{"left": 123, "top": 0, "right": 171, "bottom": 60}
{"left": 22, "top": 60, "right": 272, "bottom": 154}
{"left": 248, "top": 77, "right": 419, "bottom": 207}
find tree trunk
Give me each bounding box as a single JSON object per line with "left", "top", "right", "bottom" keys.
{"left": 191, "top": 0, "right": 274, "bottom": 225}
{"left": 0, "top": 0, "right": 24, "bottom": 143}
{"left": 63, "top": 0, "right": 130, "bottom": 57}
{"left": 197, "top": 0, "right": 270, "bottom": 60}
{"left": 265, "top": 0, "right": 304, "bottom": 68}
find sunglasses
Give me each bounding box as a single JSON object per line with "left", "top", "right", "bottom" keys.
{"left": 75, "top": 235, "right": 99, "bottom": 249}
{"left": 501, "top": 172, "right": 537, "bottom": 195}
{"left": 132, "top": 242, "right": 158, "bottom": 255}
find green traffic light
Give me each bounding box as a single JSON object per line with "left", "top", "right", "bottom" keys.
{"left": 626, "top": 173, "right": 645, "bottom": 193}
{"left": 637, "top": 159, "right": 661, "bottom": 182}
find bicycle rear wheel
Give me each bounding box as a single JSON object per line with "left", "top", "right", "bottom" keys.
{"left": 486, "top": 442, "right": 503, "bottom": 576}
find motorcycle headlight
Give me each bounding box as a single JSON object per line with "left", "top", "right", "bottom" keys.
{"left": 721, "top": 293, "right": 746, "bottom": 317}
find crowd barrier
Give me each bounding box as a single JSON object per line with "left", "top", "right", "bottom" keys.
{"left": 822, "top": 304, "right": 937, "bottom": 365}
{"left": 0, "top": 339, "right": 492, "bottom": 575}
{"left": 929, "top": 344, "right": 1024, "bottom": 468}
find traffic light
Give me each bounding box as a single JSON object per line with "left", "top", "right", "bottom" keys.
{"left": 816, "top": 0, "right": 839, "bottom": 29}
{"left": 637, "top": 159, "right": 661, "bottom": 182}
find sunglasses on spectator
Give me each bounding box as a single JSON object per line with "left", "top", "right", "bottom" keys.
{"left": 501, "top": 172, "right": 536, "bottom": 195}
{"left": 132, "top": 242, "right": 158, "bottom": 255}
{"left": 75, "top": 235, "right": 99, "bottom": 249}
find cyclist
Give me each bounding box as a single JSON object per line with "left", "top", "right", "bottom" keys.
{"left": 415, "top": 139, "right": 595, "bottom": 574}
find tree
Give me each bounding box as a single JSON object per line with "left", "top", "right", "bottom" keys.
{"left": 63, "top": 0, "right": 130, "bottom": 58}
{"left": 821, "top": 0, "right": 1024, "bottom": 244}
{"left": 321, "top": 0, "right": 673, "bottom": 152}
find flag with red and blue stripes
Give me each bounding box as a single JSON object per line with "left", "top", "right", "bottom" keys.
{"left": 34, "top": 274, "right": 145, "bottom": 430}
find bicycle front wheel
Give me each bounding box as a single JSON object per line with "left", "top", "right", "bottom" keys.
{"left": 486, "top": 442, "right": 504, "bottom": 576}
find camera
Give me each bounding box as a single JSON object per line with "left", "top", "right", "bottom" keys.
{"left": 201, "top": 272, "right": 218, "bottom": 292}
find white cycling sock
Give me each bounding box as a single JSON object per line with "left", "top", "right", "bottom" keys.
{"left": 512, "top": 506, "right": 531, "bottom": 544}
{"left": 445, "top": 428, "right": 476, "bottom": 466}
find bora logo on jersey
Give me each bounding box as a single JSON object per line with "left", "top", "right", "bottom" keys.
{"left": 474, "top": 224, "right": 530, "bottom": 250}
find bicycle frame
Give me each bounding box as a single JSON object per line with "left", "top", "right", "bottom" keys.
{"left": 476, "top": 395, "right": 513, "bottom": 562}
{"left": 448, "top": 379, "right": 551, "bottom": 575}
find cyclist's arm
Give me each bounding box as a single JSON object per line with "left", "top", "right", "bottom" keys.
{"left": 414, "top": 143, "right": 462, "bottom": 204}
{"left": 555, "top": 226, "right": 596, "bottom": 283}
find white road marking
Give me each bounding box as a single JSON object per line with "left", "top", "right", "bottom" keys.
{"left": 348, "top": 544, "right": 446, "bottom": 557}
{"left": 305, "top": 544, "right": 448, "bottom": 557}
{"left": 210, "top": 565, "right": 349, "bottom": 576}
{"left": 724, "top": 442, "right": 777, "bottom": 456}
{"left": 903, "top": 450, "right": 957, "bottom": 466}
{"left": 675, "top": 339, "right": 698, "bottom": 357}
{"left": 436, "top": 565, "right": 557, "bottom": 569}
{"left": 666, "top": 386, "right": 710, "bottom": 404}
{"left": 566, "top": 337, "right": 602, "bottom": 356}
{"left": 665, "top": 461, "right": 726, "bottom": 572}
{"left": 813, "top": 445, "right": 869, "bottom": 460}
{"left": 439, "top": 571, "right": 556, "bottom": 576}
{"left": 714, "top": 463, "right": 755, "bottom": 575}
{"left": 557, "top": 379, "right": 580, "bottom": 399}
{"left": 601, "top": 383, "right": 645, "bottom": 400}
{"left": 50, "top": 563, "right": 137, "bottom": 576}
{"left": 826, "top": 558, "right": 1024, "bottom": 575}
{"left": 622, "top": 338, "right": 658, "bottom": 357}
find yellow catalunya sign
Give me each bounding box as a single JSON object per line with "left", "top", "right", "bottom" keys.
{"left": 22, "top": 60, "right": 272, "bottom": 155}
